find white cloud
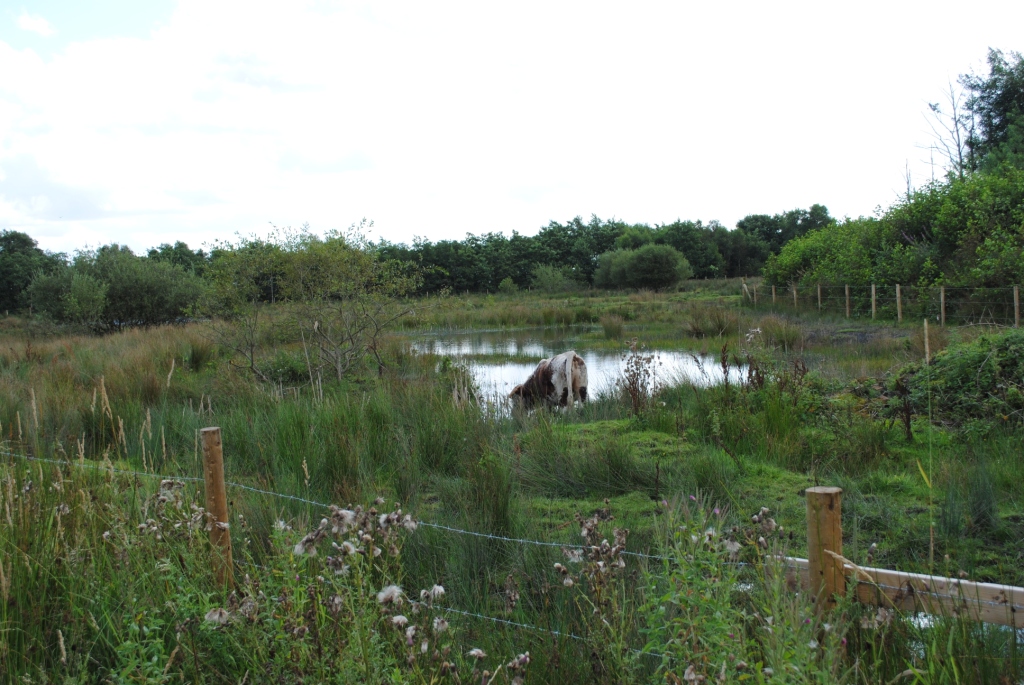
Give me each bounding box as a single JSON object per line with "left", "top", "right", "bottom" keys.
{"left": 0, "top": 0, "right": 1023, "bottom": 255}
{"left": 16, "top": 11, "right": 55, "bottom": 37}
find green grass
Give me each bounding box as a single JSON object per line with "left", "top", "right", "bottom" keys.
{"left": 2, "top": 293, "right": 1023, "bottom": 682}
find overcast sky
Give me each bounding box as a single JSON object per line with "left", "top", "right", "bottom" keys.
{"left": 1, "top": 1, "right": 1022, "bottom": 255}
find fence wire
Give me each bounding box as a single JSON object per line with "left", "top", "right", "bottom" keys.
{"left": 3, "top": 447, "right": 1020, "bottom": 634}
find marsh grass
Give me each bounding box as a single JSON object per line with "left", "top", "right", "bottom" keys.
{"left": 2, "top": 292, "right": 1024, "bottom": 681}
{"left": 600, "top": 314, "right": 625, "bottom": 339}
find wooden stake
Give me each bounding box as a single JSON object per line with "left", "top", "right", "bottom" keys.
{"left": 201, "top": 427, "right": 234, "bottom": 589}
{"left": 845, "top": 284, "right": 851, "bottom": 319}
{"left": 871, "top": 284, "right": 876, "bottom": 319}
{"left": 772, "top": 285, "right": 776, "bottom": 305}
{"left": 896, "top": 284, "right": 903, "bottom": 322}
{"left": 753, "top": 285, "right": 757, "bottom": 306}
{"left": 924, "top": 320, "right": 930, "bottom": 363}
{"left": 940, "top": 286, "right": 945, "bottom": 327}
{"left": 806, "top": 486, "right": 844, "bottom": 612}
{"left": 817, "top": 284, "right": 822, "bottom": 311}
{"left": 793, "top": 284, "right": 798, "bottom": 309}
{"left": 1015, "top": 286, "right": 1020, "bottom": 328}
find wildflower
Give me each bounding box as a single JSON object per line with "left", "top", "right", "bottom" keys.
{"left": 421, "top": 640, "right": 428, "bottom": 654}
{"left": 275, "top": 519, "right": 290, "bottom": 532}
{"left": 563, "top": 547, "right": 583, "bottom": 563}
{"left": 102, "top": 530, "right": 112, "bottom": 541}
{"left": 406, "top": 625, "right": 417, "bottom": 644}
{"left": 204, "top": 608, "right": 231, "bottom": 625}
{"left": 808, "top": 639, "right": 819, "bottom": 649}
{"left": 429, "top": 584, "right": 445, "bottom": 600}
{"left": 374, "top": 497, "right": 386, "bottom": 505}
{"left": 762, "top": 667, "right": 774, "bottom": 676}
{"left": 239, "top": 596, "right": 257, "bottom": 619}
{"left": 736, "top": 661, "right": 748, "bottom": 670}
{"left": 468, "top": 648, "right": 487, "bottom": 659}
{"left": 689, "top": 494, "right": 696, "bottom": 501}
{"left": 393, "top": 615, "right": 409, "bottom": 628}
{"left": 433, "top": 617, "right": 449, "bottom": 634}
{"left": 376, "top": 585, "right": 403, "bottom": 605}
{"left": 683, "top": 664, "right": 697, "bottom": 682}
{"left": 554, "top": 563, "right": 567, "bottom": 574}
{"left": 339, "top": 541, "right": 357, "bottom": 556}
{"left": 724, "top": 539, "right": 741, "bottom": 561}
{"left": 293, "top": 625, "right": 308, "bottom": 638}
{"left": 507, "top": 652, "right": 530, "bottom": 671}
{"left": 329, "top": 595, "right": 343, "bottom": 614}
{"left": 402, "top": 514, "right": 418, "bottom": 531}
{"left": 713, "top": 507, "right": 720, "bottom": 515}
{"left": 563, "top": 576, "right": 574, "bottom": 587}
{"left": 55, "top": 503, "right": 70, "bottom": 515}
{"left": 757, "top": 536, "right": 768, "bottom": 549}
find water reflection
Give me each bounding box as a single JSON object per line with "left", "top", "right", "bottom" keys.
{"left": 410, "top": 329, "right": 743, "bottom": 399}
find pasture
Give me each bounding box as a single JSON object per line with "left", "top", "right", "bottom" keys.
{"left": 1, "top": 285, "right": 1023, "bottom": 683}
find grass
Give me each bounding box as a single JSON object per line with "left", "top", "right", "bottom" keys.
{"left": 2, "top": 291, "right": 1023, "bottom": 682}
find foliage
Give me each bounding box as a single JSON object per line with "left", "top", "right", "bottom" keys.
{"left": 27, "top": 244, "right": 203, "bottom": 330}
{"left": 530, "top": 264, "right": 577, "bottom": 293}
{"left": 765, "top": 165, "right": 1024, "bottom": 289}
{"left": 907, "top": 327, "right": 1024, "bottom": 426}
{"left": 0, "top": 230, "right": 64, "bottom": 313}
{"left": 962, "top": 48, "right": 1024, "bottom": 170}
{"left": 594, "top": 244, "right": 692, "bottom": 290}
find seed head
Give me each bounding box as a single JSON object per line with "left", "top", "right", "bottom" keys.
{"left": 204, "top": 608, "right": 231, "bottom": 625}
{"left": 376, "top": 584, "right": 403, "bottom": 605}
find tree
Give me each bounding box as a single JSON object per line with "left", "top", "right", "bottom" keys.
{"left": 735, "top": 205, "right": 832, "bottom": 255}
{"left": 0, "top": 230, "right": 63, "bottom": 313}
{"left": 962, "top": 48, "right": 1024, "bottom": 167}
{"left": 148, "top": 241, "right": 209, "bottom": 276}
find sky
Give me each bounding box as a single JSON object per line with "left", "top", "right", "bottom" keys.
{"left": 1, "top": 1, "right": 1023, "bottom": 256}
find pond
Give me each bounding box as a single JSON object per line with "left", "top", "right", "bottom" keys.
{"left": 409, "top": 328, "right": 744, "bottom": 399}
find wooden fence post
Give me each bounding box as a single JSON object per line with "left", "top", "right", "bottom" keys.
{"left": 201, "top": 427, "right": 234, "bottom": 589}
{"left": 896, "top": 284, "right": 903, "bottom": 322}
{"left": 871, "top": 284, "right": 876, "bottom": 319}
{"left": 940, "top": 286, "right": 946, "bottom": 327}
{"left": 845, "top": 285, "right": 851, "bottom": 319}
{"left": 806, "top": 486, "right": 844, "bottom": 612}
{"left": 817, "top": 284, "right": 822, "bottom": 311}
{"left": 793, "top": 284, "right": 798, "bottom": 309}
{"left": 1015, "top": 286, "right": 1020, "bottom": 328}
{"left": 753, "top": 285, "right": 757, "bottom": 306}
{"left": 772, "top": 285, "right": 776, "bottom": 305}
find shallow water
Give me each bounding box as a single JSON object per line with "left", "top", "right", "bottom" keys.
{"left": 410, "top": 328, "right": 743, "bottom": 399}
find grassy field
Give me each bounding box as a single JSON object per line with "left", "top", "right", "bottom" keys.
{"left": 1, "top": 286, "right": 1022, "bottom": 683}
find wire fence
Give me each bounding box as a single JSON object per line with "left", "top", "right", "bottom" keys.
{"left": 741, "top": 284, "right": 1022, "bottom": 327}
{"left": 4, "top": 446, "right": 1022, "bottom": 645}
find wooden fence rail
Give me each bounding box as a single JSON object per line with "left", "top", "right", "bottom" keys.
{"left": 794, "top": 487, "right": 1023, "bottom": 627}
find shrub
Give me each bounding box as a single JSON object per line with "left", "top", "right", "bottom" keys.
{"left": 908, "top": 328, "right": 1024, "bottom": 425}
{"left": 531, "top": 264, "right": 576, "bottom": 293}
{"left": 594, "top": 245, "right": 693, "bottom": 290}
{"left": 497, "top": 276, "right": 518, "bottom": 294}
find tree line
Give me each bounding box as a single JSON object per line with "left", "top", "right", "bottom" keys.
{"left": 0, "top": 205, "right": 831, "bottom": 328}
{"left": 766, "top": 49, "right": 1024, "bottom": 290}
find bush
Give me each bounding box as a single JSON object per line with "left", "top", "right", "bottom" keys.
{"left": 594, "top": 245, "right": 693, "bottom": 290}
{"left": 908, "top": 328, "right": 1024, "bottom": 425}
{"left": 497, "top": 276, "right": 518, "bottom": 294}
{"left": 531, "top": 264, "right": 576, "bottom": 293}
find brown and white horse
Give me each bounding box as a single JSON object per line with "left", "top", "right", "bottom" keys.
{"left": 509, "top": 351, "right": 588, "bottom": 408}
